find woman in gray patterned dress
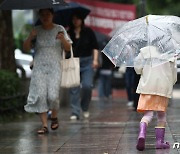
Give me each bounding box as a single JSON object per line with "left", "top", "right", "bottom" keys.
{"left": 23, "top": 8, "right": 71, "bottom": 134}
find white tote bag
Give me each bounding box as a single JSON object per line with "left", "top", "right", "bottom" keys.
{"left": 60, "top": 47, "right": 80, "bottom": 88}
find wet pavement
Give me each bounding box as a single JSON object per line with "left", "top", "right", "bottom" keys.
{"left": 1, "top": 86, "right": 180, "bottom": 154}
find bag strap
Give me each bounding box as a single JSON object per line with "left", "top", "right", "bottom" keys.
{"left": 62, "top": 46, "right": 74, "bottom": 59}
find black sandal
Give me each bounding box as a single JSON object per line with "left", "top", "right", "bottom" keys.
{"left": 51, "top": 117, "right": 59, "bottom": 130}
{"left": 37, "top": 126, "right": 49, "bottom": 134}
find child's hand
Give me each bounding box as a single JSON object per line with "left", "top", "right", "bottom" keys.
{"left": 174, "top": 49, "right": 180, "bottom": 59}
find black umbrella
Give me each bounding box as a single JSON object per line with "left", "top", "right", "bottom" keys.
{"left": 53, "top": 2, "right": 90, "bottom": 27}
{"left": 0, "top": 0, "right": 67, "bottom": 10}
{"left": 36, "top": 2, "right": 90, "bottom": 27}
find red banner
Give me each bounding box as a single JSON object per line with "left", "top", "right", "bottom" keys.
{"left": 69, "top": 0, "right": 136, "bottom": 36}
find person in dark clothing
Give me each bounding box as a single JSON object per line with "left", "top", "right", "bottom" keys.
{"left": 98, "top": 53, "right": 113, "bottom": 99}
{"left": 68, "top": 11, "right": 99, "bottom": 120}
{"left": 125, "top": 67, "right": 135, "bottom": 107}
{"left": 133, "top": 72, "right": 140, "bottom": 111}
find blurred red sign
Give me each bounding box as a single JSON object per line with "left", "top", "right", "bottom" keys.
{"left": 70, "top": 0, "right": 136, "bottom": 36}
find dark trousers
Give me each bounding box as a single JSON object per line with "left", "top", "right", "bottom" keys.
{"left": 125, "top": 67, "right": 135, "bottom": 102}
{"left": 133, "top": 71, "right": 140, "bottom": 111}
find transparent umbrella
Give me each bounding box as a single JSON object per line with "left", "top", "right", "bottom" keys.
{"left": 102, "top": 15, "right": 180, "bottom": 67}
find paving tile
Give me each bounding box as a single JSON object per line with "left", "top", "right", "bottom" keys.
{"left": 0, "top": 88, "right": 180, "bottom": 153}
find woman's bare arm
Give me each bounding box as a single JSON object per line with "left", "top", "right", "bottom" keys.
{"left": 56, "top": 32, "right": 71, "bottom": 52}
{"left": 23, "top": 29, "right": 37, "bottom": 52}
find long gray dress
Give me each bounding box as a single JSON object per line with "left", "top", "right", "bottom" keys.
{"left": 24, "top": 24, "right": 71, "bottom": 113}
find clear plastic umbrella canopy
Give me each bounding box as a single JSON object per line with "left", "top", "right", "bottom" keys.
{"left": 102, "top": 15, "right": 180, "bottom": 67}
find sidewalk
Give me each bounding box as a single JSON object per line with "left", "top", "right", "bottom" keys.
{"left": 0, "top": 87, "right": 180, "bottom": 154}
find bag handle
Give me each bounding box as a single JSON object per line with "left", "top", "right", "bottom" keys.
{"left": 62, "top": 46, "right": 74, "bottom": 59}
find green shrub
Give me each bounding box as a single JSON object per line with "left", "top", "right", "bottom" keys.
{"left": 0, "top": 70, "right": 20, "bottom": 97}
{"left": 0, "top": 70, "right": 26, "bottom": 120}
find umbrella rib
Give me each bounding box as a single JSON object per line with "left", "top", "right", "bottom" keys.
{"left": 150, "top": 24, "right": 171, "bottom": 53}
{"left": 150, "top": 23, "right": 179, "bottom": 44}
{"left": 116, "top": 23, "right": 146, "bottom": 59}
{"left": 150, "top": 23, "right": 169, "bottom": 34}
{"left": 111, "top": 23, "right": 144, "bottom": 42}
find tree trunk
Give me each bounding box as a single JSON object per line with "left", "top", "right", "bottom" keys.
{"left": 0, "top": 7, "right": 16, "bottom": 72}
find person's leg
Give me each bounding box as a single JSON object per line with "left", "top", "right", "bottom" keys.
{"left": 129, "top": 68, "right": 135, "bottom": 100}
{"left": 37, "top": 112, "right": 48, "bottom": 134}
{"left": 51, "top": 109, "right": 58, "bottom": 118}
{"left": 125, "top": 70, "right": 132, "bottom": 101}
{"left": 141, "top": 111, "right": 154, "bottom": 125}
{"left": 98, "top": 73, "right": 105, "bottom": 98}
{"left": 133, "top": 70, "right": 140, "bottom": 110}
{"left": 69, "top": 86, "right": 81, "bottom": 119}
{"left": 104, "top": 74, "right": 112, "bottom": 98}
{"left": 137, "top": 111, "right": 154, "bottom": 151}
{"left": 81, "top": 68, "right": 93, "bottom": 112}
{"left": 25, "top": 70, "right": 49, "bottom": 134}
{"left": 50, "top": 109, "right": 59, "bottom": 130}
{"left": 47, "top": 71, "right": 61, "bottom": 129}
{"left": 39, "top": 112, "right": 48, "bottom": 127}
{"left": 155, "top": 111, "right": 170, "bottom": 149}
{"left": 47, "top": 77, "right": 60, "bottom": 118}
{"left": 156, "top": 111, "right": 166, "bottom": 127}
{"left": 25, "top": 70, "right": 48, "bottom": 113}
{"left": 80, "top": 58, "right": 93, "bottom": 115}
{"left": 125, "top": 69, "right": 134, "bottom": 106}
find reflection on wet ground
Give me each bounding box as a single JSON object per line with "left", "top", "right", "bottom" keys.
{"left": 0, "top": 86, "right": 180, "bottom": 154}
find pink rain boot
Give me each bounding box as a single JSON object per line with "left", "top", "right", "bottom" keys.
{"left": 155, "top": 127, "right": 170, "bottom": 149}
{"left": 136, "top": 122, "right": 147, "bottom": 151}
